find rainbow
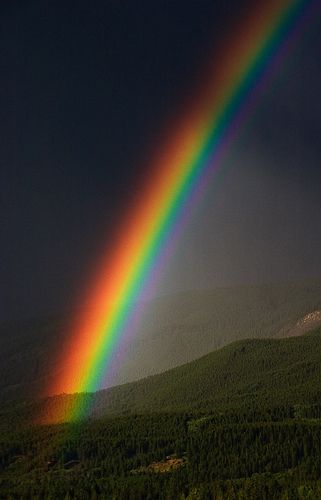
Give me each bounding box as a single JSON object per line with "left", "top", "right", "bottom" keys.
{"left": 46, "top": 0, "right": 314, "bottom": 421}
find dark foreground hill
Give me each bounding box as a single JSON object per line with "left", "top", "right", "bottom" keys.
{"left": 27, "top": 326, "right": 321, "bottom": 424}
{"left": 1, "top": 280, "right": 321, "bottom": 402}
{"left": 3, "top": 409, "right": 321, "bottom": 499}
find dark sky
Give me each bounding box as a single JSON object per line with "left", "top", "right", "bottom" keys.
{"left": 1, "top": 0, "right": 321, "bottom": 320}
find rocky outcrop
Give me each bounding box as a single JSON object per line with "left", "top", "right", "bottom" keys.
{"left": 276, "top": 310, "right": 321, "bottom": 338}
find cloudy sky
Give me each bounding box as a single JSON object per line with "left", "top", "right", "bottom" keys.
{"left": 1, "top": 0, "right": 321, "bottom": 320}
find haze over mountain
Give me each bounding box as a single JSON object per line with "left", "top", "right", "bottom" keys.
{"left": 1, "top": 280, "right": 321, "bottom": 403}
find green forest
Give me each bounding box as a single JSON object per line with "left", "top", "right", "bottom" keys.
{"left": 1, "top": 327, "right": 321, "bottom": 498}
{"left": 1, "top": 407, "right": 321, "bottom": 498}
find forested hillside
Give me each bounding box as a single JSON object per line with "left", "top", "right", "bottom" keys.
{"left": 6, "top": 326, "right": 321, "bottom": 426}
{"left": 2, "top": 407, "right": 321, "bottom": 498}
{"left": 1, "top": 280, "right": 321, "bottom": 402}
{"left": 2, "top": 328, "right": 321, "bottom": 498}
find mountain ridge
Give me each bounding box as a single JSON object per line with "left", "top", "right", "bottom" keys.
{"left": 24, "top": 326, "right": 321, "bottom": 425}
{"left": 1, "top": 280, "right": 321, "bottom": 403}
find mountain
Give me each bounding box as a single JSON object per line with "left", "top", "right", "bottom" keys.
{"left": 0, "top": 314, "right": 70, "bottom": 402}
{"left": 1, "top": 280, "right": 321, "bottom": 402}
{"left": 2, "top": 327, "right": 321, "bottom": 499}
{"left": 33, "top": 326, "right": 321, "bottom": 424}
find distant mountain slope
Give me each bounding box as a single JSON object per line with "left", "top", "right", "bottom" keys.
{"left": 35, "top": 326, "right": 321, "bottom": 424}
{"left": 0, "top": 315, "right": 69, "bottom": 402}
{"left": 1, "top": 280, "right": 321, "bottom": 402}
